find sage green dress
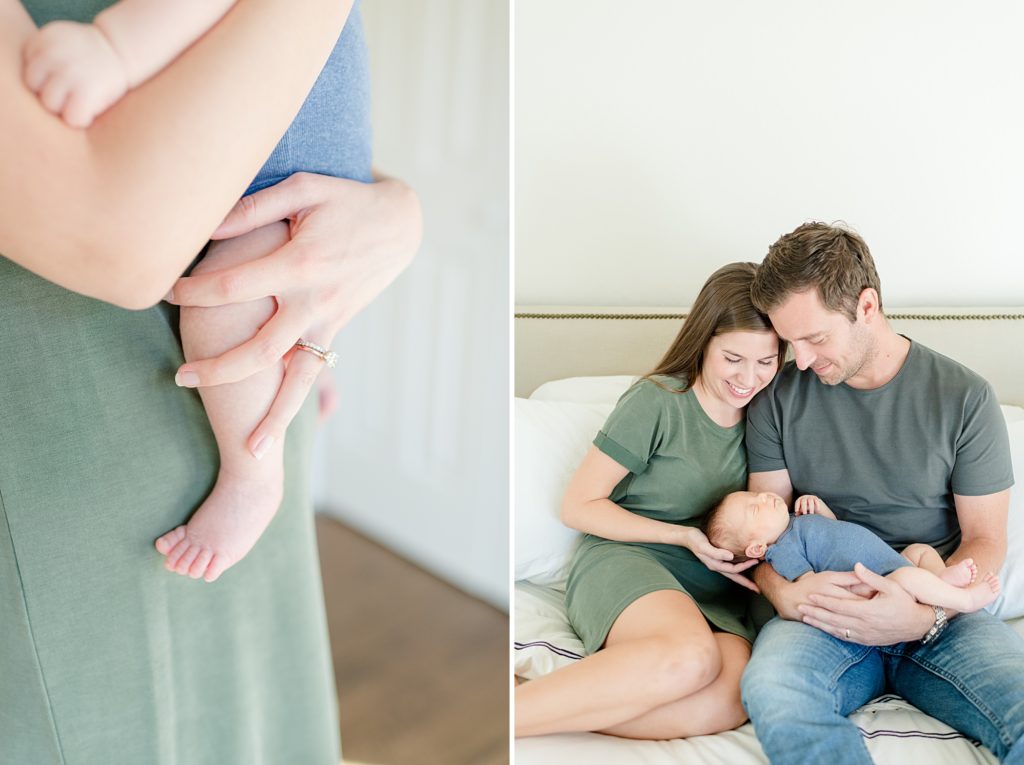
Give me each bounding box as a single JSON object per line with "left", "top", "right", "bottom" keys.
{"left": 564, "top": 377, "right": 760, "bottom": 654}
{"left": 1, "top": 5, "right": 340, "bottom": 763}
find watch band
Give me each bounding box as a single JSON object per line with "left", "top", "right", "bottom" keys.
{"left": 920, "top": 605, "right": 948, "bottom": 645}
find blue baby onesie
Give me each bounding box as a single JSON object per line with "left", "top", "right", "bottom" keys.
{"left": 247, "top": 0, "right": 373, "bottom": 194}
{"left": 765, "top": 514, "right": 911, "bottom": 581}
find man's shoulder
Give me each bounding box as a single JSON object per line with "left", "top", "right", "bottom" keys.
{"left": 750, "top": 360, "right": 810, "bottom": 407}
{"left": 907, "top": 340, "right": 992, "bottom": 395}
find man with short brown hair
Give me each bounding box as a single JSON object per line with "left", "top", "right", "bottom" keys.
{"left": 741, "top": 221, "right": 1024, "bottom": 764}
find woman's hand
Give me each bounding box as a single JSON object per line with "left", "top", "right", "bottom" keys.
{"left": 683, "top": 527, "right": 761, "bottom": 593}
{"left": 167, "top": 171, "right": 422, "bottom": 452}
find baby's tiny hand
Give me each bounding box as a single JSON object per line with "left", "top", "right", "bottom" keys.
{"left": 23, "top": 21, "right": 128, "bottom": 128}
{"left": 795, "top": 494, "right": 836, "bottom": 519}
{"left": 795, "top": 495, "right": 821, "bottom": 515}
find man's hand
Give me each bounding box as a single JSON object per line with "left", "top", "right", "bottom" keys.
{"left": 767, "top": 568, "right": 865, "bottom": 621}
{"left": 799, "top": 562, "right": 934, "bottom": 645}
{"left": 23, "top": 21, "right": 128, "bottom": 128}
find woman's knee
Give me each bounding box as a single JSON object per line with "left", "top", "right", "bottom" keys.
{"left": 646, "top": 634, "right": 722, "bottom": 701}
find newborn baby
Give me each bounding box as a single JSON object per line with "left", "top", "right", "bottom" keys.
{"left": 703, "top": 491, "right": 1000, "bottom": 614}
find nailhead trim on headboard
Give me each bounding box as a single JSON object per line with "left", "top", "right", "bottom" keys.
{"left": 514, "top": 312, "right": 1024, "bottom": 321}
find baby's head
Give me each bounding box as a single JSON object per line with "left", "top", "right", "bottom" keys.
{"left": 702, "top": 491, "right": 791, "bottom": 560}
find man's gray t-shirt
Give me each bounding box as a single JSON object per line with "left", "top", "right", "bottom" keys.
{"left": 746, "top": 340, "right": 1013, "bottom": 557}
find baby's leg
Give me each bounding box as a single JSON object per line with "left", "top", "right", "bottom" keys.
{"left": 888, "top": 567, "right": 1000, "bottom": 613}
{"left": 155, "top": 222, "right": 289, "bottom": 582}
{"left": 902, "top": 543, "right": 977, "bottom": 587}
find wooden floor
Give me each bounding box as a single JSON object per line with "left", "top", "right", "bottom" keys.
{"left": 317, "top": 515, "right": 509, "bottom": 765}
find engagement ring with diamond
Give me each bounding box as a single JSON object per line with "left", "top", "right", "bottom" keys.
{"left": 294, "top": 339, "right": 338, "bottom": 368}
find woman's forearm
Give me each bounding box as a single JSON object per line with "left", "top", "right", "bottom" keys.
{"left": 561, "top": 497, "right": 690, "bottom": 547}
{"left": 0, "top": 0, "right": 353, "bottom": 308}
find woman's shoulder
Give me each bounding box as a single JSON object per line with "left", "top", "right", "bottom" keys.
{"left": 613, "top": 374, "right": 692, "bottom": 411}
{"left": 628, "top": 374, "right": 689, "bottom": 396}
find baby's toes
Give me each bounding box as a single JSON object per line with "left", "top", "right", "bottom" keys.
{"left": 203, "top": 553, "right": 232, "bottom": 584}
{"left": 164, "top": 536, "right": 192, "bottom": 569}
{"left": 188, "top": 549, "right": 214, "bottom": 580}
{"left": 155, "top": 526, "right": 186, "bottom": 555}
{"left": 172, "top": 544, "right": 202, "bottom": 575}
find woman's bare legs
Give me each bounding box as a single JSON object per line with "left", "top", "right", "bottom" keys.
{"left": 515, "top": 590, "right": 748, "bottom": 738}
{"left": 155, "top": 222, "right": 289, "bottom": 582}
{"left": 600, "top": 632, "right": 749, "bottom": 739}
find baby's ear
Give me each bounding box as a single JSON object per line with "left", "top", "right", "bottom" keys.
{"left": 745, "top": 541, "right": 767, "bottom": 559}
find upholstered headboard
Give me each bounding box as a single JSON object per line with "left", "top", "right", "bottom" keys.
{"left": 514, "top": 306, "right": 1024, "bottom": 405}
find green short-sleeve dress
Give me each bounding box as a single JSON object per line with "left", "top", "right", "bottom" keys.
{"left": 0, "top": 6, "right": 341, "bottom": 758}
{"left": 0, "top": 266, "right": 339, "bottom": 765}
{"left": 564, "top": 377, "right": 759, "bottom": 654}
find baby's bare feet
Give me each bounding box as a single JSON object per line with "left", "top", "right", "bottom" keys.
{"left": 964, "top": 572, "right": 1001, "bottom": 612}
{"left": 154, "top": 463, "right": 283, "bottom": 582}
{"left": 941, "top": 558, "right": 978, "bottom": 587}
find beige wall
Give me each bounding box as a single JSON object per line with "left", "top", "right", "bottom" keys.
{"left": 516, "top": 0, "right": 1024, "bottom": 308}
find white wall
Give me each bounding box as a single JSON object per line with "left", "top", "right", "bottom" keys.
{"left": 313, "top": 0, "right": 509, "bottom": 609}
{"left": 516, "top": 1, "right": 1024, "bottom": 308}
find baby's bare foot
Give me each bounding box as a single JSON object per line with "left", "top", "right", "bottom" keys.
{"left": 964, "top": 572, "right": 1001, "bottom": 612}
{"left": 154, "top": 464, "right": 283, "bottom": 582}
{"left": 941, "top": 558, "right": 977, "bottom": 587}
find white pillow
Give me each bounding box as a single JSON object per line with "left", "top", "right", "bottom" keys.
{"left": 514, "top": 580, "right": 586, "bottom": 678}
{"left": 530, "top": 375, "right": 636, "bottom": 404}
{"left": 514, "top": 397, "right": 613, "bottom": 584}
{"left": 989, "top": 411, "right": 1024, "bottom": 619}
{"left": 1002, "top": 404, "right": 1024, "bottom": 424}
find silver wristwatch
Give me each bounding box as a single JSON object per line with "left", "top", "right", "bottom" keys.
{"left": 920, "top": 605, "right": 948, "bottom": 645}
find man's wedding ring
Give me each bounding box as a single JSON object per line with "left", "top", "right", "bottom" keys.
{"left": 295, "top": 339, "right": 338, "bottom": 368}
{"left": 844, "top": 628, "right": 851, "bottom": 640}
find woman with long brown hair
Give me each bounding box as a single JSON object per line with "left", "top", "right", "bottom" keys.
{"left": 516, "top": 262, "right": 784, "bottom": 740}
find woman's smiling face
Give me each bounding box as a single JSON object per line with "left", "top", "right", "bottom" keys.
{"left": 699, "top": 330, "right": 780, "bottom": 411}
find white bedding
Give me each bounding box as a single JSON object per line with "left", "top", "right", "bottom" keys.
{"left": 515, "top": 578, "right": 1024, "bottom": 765}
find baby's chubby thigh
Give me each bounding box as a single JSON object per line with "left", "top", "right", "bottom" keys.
{"left": 195, "top": 220, "right": 290, "bottom": 273}
{"left": 181, "top": 221, "right": 290, "bottom": 354}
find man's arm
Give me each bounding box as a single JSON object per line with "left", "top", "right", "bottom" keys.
{"left": 806, "top": 490, "right": 1011, "bottom": 641}
{"left": 748, "top": 468, "right": 793, "bottom": 506}
{"left": 0, "top": 0, "right": 352, "bottom": 308}
{"left": 748, "top": 469, "right": 865, "bottom": 619}
{"left": 947, "top": 490, "right": 1009, "bottom": 577}
{"left": 750, "top": 468, "right": 934, "bottom": 642}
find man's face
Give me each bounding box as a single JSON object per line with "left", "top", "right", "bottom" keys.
{"left": 768, "top": 289, "right": 873, "bottom": 386}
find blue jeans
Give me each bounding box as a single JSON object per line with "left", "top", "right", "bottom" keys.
{"left": 742, "top": 613, "right": 1024, "bottom": 764}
